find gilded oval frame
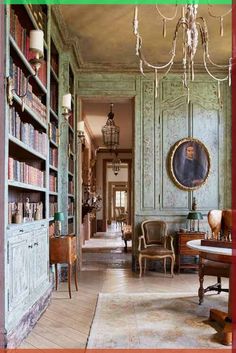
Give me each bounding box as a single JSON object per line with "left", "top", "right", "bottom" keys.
{"left": 168, "top": 138, "right": 211, "bottom": 191}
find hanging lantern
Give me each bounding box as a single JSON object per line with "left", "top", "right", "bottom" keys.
{"left": 102, "top": 103, "right": 120, "bottom": 149}
{"left": 112, "top": 153, "right": 121, "bottom": 176}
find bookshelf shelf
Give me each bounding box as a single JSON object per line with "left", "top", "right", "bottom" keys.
{"left": 9, "top": 134, "right": 47, "bottom": 161}
{"left": 7, "top": 219, "right": 47, "bottom": 230}
{"left": 68, "top": 193, "right": 74, "bottom": 198}
{"left": 9, "top": 35, "right": 47, "bottom": 94}
{"left": 50, "top": 66, "right": 59, "bottom": 82}
{"left": 68, "top": 215, "right": 74, "bottom": 220}
{"left": 49, "top": 191, "right": 58, "bottom": 196}
{"left": 8, "top": 180, "right": 47, "bottom": 192}
{"left": 50, "top": 107, "right": 59, "bottom": 121}
{"left": 50, "top": 139, "right": 58, "bottom": 148}
{"left": 68, "top": 171, "right": 74, "bottom": 177}
{"left": 68, "top": 123, "right": 74, "bottom": 133}
{"left": 49, "top": 217, "right": 54, "bottom": 222}
{"left": 13, "top": 94, "right": 47, "bottom": 130}
{"left": 49, "top": 164, "right": 58, "bottom": 172}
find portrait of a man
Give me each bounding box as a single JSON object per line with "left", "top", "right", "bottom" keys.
{"left": 170, "top": 138, "right": 210, "bottom": 190}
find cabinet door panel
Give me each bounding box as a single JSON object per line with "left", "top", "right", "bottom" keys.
{"left": 8, "top": 234, "right": 30, "bottom": 312}
{"left": 34, "top": 228, "right": 49, "bottom": 290}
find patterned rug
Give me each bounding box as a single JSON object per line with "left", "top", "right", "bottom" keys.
{"left": 87, "top": 292, "right": 229, "bottom": 348}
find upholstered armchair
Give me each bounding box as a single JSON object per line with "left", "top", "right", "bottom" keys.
{"left": 138, "top": 220, "right": 175, "bottom": 277}
{"left": 198, "top": 209, "right": 231, "bottom": 304}
{"left": 114, "top": 207, "right": 127, "bottom": 228}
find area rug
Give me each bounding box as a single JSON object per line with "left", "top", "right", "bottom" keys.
{"left": 87, "top": 292, "right": 229, "bottom": 348}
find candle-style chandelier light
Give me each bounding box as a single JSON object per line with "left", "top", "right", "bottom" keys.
{"left": 102, "top": 103, "right": 120, "bottom": 149}
{"left": 133, "top": 4, "right": 232, "bottom": 102}
{"left": 112, "top": 152, "right": 121, "bottom": 176}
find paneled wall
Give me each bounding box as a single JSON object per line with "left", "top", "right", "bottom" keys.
{"left": 78, "top": 73, "right": 231, "bottom": 268}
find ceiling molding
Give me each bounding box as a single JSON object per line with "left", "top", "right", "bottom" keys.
{"left": 52, "top": 6, "right": 84, "bottom": 69}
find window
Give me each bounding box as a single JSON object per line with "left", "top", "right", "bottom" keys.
{"left": 115, "top": 191, "right": 125, "bottom": 208}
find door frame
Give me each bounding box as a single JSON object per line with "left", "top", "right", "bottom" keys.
{"left": 103, "top": 158, "right": 132, "bottom": 231}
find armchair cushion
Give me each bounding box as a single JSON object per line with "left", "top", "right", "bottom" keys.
{"left": 140, "top": 247, "right": 173, "bottom": 256}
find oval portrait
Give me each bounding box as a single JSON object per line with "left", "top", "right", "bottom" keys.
{"left": 169, "top": 138, "right": 211, "bottom": 191}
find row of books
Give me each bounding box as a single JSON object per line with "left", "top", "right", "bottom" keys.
{"left": 49, "top": 202, "right": 58, "bottom": 218}
{"left": 68, "top": 180, "right": 74, "bottom": 195}
{"left": 49, "top": 148, "right": 58, "bottom": 168}
{"left": 50, "top": 79, "right": 58, "bottom": 114}
{"left": 48, "top": 123, "right": 59, "bottom": 145}
{"left": 49, "top": 174, "right": 57, "bottom": 192}
{"left": 8, "top": 201, "right": 44, "bottom": 224}
{"left": 9, "top": 107, "right": 47, "bottom": 157}
{"left": 8, "top": 157, "right": 45, "bottom": 188}
{"left": 68, "top": 221, "right": 74, "bottom": 235}
{"left": 28, "top": 4, "right": 47, "bottom": 43}
{"left": 68, "top": 201, "right": 74, "bottom": 216}
{"left": 69, "top": 158, "right": 74, "bottom": 174}
{"left": 10, "top": 7, "right": 47, "bottom": 87}
{"left": 68, "top": 112, "right": 74, "bottom": 129}
{"left": 49, "top": 222, "right": 55, "bottom": 237}
{"left": 10, "top": 60, "right": 47, "bottom": 122}
{"left": 51, "top": 55, "right": 59, "bottom": 77}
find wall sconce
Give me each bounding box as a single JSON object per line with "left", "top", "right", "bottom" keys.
{"left": 7, "top": 30, "right": 44, "bottom": 107}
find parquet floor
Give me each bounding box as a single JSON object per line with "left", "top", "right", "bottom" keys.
{"left": 20, "top": 231, "right": 229, "bottom": 348}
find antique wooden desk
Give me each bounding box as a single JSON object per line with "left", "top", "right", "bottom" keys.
{"left": 187, "top": 239, "right": 232, "bottom": 346}
{"left": 176, "top": 231, "right": 205, "bottom": 273}
{"left": 50, "top": 235, "right": 78, "bottom": 298}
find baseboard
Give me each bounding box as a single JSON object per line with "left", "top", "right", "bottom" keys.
{"left": 5, "top": 283, "right": 53, "bottom": 348}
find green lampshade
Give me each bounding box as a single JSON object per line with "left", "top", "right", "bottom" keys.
{"left": 54, "top": 212, "right": 65, "bottom": 221}
{"left": 187, "top": 211, "right": 203, "bottom": 220}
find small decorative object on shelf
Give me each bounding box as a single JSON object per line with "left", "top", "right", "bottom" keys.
{"left": 13, "top": 203, "right": 22, "bottom": 224}
{"left": 54, "top": 212, "right": 65, "bottom": 237}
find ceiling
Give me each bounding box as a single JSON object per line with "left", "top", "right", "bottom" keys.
{"left": 82, "top": 100, "right": 133, "bottom": 149}
{"left": 59, "top": 5, "right": 232, "bottom": 70}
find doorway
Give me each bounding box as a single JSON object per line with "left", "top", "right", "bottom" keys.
{"left": 79, "top": 98, "right": 134, "bottom": 269}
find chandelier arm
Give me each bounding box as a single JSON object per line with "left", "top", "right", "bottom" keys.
{"left": 139, "top": 49, "right": 175, "bottom": 70}
{"left": 203, "top": 52, "right": 229, "bottom": 82}
{"left": 207, "top": 4, "right": 232, "bottom": 19}
{"left": 196, "top": 20, "right": 230, "bottom": 69}
{"left": 155, "top": 4, "right": 178, "bottom": 21}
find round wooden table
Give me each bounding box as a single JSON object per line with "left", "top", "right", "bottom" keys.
{"left": 187, "top": 239, "right": 232, "bottom": 346}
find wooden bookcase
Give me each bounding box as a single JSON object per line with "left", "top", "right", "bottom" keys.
{"left": 3, "top": 4, "right": 78, "bottom": 347}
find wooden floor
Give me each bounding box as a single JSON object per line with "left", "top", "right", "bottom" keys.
{"left": 20, "top": 230, "right": 229, "bottom": 348}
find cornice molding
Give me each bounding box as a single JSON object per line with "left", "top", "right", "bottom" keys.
{"left": 52, "top": 6, "right": 84, "bottom": 69}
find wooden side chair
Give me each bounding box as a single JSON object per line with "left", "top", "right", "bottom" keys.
{"left": 198, "top": 209, "right": 231, "bottom": 304}
{"left": 138, "top": 220, "right": 175, "bottom": 277}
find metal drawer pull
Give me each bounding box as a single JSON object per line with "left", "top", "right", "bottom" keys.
{"left": 28, "top": 245, "right": 33, "bottom": 248}
{"left": 41, "top": 224, "right": 45, "bottom": 227}
{"left": 34, "top": 242, "right": 39, "bottom": 246}
{"left": 19, "top": 229, "right": 24, "bottom": 232}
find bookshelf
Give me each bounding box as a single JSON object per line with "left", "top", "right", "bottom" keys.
{"left": 49, "top": 37, "right": 59, "bottom": 236}
{"left": 68, "top": 65, "right": 75, "bottom": 234}
{"left": 4, "top": 4, "right": 79, "bottom": 346}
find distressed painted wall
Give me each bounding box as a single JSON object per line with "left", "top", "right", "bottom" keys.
{"left": 77, "top": 73, "right": 231, "bottom": 267}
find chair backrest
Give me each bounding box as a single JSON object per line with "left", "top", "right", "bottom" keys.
{"left": 208, "top": 209, "right": 232, "bottom": 238}
{"left": 141, "top": 220, "right": 167, "bottom": 246}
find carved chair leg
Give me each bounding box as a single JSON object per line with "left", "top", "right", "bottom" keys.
{"left": 74, "top": 259, "right": 79, "bottom": 291}
{"left": 171, "top": 256, "right": 175, "bottom": 277}
{"left": 139, "top": 255, "right": 143, "bottom": 277}
{"left": 198, "top": 260, "right": 204, "bottom": 305}
{"left": 217, "top": 276, "right": 222, "bottom": 294}
{"left": 163, "top": 258, "right": 167, "bottom": 275}
{"left": 144, "top": 258, "right": 147, "bottom": 273}
{"left": 68, "top": 263, "right": 72, "bottom": 299}
{"left": 55, "top": 263, "right": 58, "bottom": 291}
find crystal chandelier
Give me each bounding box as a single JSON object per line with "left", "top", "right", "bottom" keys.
{"left": 102, "top": 103, "right": 120, "bottom": 149}
{"left": 133, "top": 4, "right": 232, "bottom": 102}
{"left": 112, "top": 152, "right": 121, "bottom": 176}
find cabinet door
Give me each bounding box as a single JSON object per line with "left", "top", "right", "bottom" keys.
{"left": 8, "top": 233, "right": 30, "bottom": 313}
{"left": 33, "top": 228, "right": 49, "bottom": 290}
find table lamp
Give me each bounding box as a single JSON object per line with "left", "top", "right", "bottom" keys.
{"left": 54, "top": 212, "right": 64, "bottom": 237}
{"left": 187, "top": 211, "right": 203, "bottom": 232}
